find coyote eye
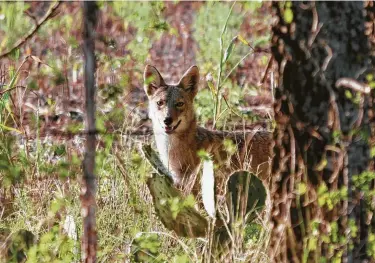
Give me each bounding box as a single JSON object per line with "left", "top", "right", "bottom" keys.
{"left": 175, "top": 102, "right": 184, "bottom": 107}
{"left": 157, "top": 101, "right": 164, "bottom": 106}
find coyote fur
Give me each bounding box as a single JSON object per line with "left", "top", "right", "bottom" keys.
{"left": 143, "top": 65, "right": 272, "bottom": 196}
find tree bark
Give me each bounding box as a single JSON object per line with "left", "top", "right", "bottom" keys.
{"left": 81, "top": 2, "right": 98, "bottom": 263}
{"left": 269, "top": 2, "right": 373, "bottom": 262}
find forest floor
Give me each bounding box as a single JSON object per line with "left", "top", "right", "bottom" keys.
{"left": 0, "top": 2, "right": 275, "bottom": 262}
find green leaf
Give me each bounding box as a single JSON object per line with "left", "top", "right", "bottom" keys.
{"left": 223, "top": 138, "right": 237, "bottom": 155}
{"left": 314, "top": 157, "right": 327, "bottom": 171}
{"left": 345, "top": 90, "right": 353, "bottom": 99}
{"left": 370, "top": 147, "right": 375, "bottom": 158}
{"left": 237, "top": 35, "right": 249, "bottom": 46}
{"left": 308, "top": 236, "right": 318, "bottom": 251}
{"left": 297, "top": 182, "right": 307, "bottom": 195}
{"left": 197, "top": 149, "right": 211, "bottom": 161}
{"left": 183, "top": 194, "right": 196, "bottom": 207}
{"left": 366, "top": 73, "right": 374, "bottom": 82}
{"left": 222, "top": 36, "right": 237, "bottom": 64}
{"left": 207, "top": 80, "right": 217, "bottom": 97}
{"left": 0, "top": 123, "right": 22, "bottom": 133}
{"left": 50, "top": 199, "right": 63, "bottom": 214}
{"left": 172, "top": 254, "right": 189, "bottom": 263}
{"left": 283, "top": 8, "right": 293, "bottom": 24}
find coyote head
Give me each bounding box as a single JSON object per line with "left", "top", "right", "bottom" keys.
{"left": 143, "top": 65, "right": 199, "bottom": 135}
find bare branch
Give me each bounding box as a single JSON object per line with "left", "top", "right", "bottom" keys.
{"left": 81, "top": 2, "right": 98, "bottom": 263}
{"left": 321, "top": 44, "right": 333, "bottom": 71}
{"left": 0, "top": 2, "right": 61, "bottom": 59}
{"left": 335, "top": 78, "right": 371, "bottom": 94}
{"left": 261, "top": 55, "right": 274, "bottom": 85}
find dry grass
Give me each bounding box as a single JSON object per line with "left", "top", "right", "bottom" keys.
{"left": 0, "top": 116, "right": 273, "bottom": 263}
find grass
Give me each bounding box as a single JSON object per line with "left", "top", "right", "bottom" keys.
{"left": 0, "top": 2, "right": 273, "bottom": 262}
{"left": 0, "top": 104, "right": 272, "bottom": 263}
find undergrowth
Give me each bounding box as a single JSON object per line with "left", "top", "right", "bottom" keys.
{"left": 0, "top": 2, "right": 272, "bottom": 262}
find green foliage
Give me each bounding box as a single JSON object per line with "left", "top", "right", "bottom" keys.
{"left": 160, "top": 194, "right": 196, "bottom": 220}
{"left": 0, "top": 2, "right": 275, "bottom": 262}
{"left": 353, "top": 171, "right": 375, "bottom": 207}
{"left": 27, "top": 225, "right": 77, "bottom": 263}
{"left": 195, "top": 88, "right": 215, "bottom": 124}
{"left": 112, "top": 1, "right": 168, "bottom": 63}
{"left": 297, "top": 182, "right": 307, "bottom": 195}
{"left": 303, "top": 219, "right": 351, "bottom": 263}
{"left": 171, "top": 254, "right": 190, "bottom": 263}
{"left": 197, "top": 148, "right": 212, "bottom": 161}
{"left": 366, "top": 73, "right": 375, "bottom": 89}
{"left": 368, "top": 233, "right": 375, "bottom": 259}
{"left": 195, "top": 79, "right": 259, "bottom": 127}
{"left": 280, "top": 1, "right": 293, "bottom": 24}
{"left": 0, "top": 136, "right": 24, "bottom": 188}
{"left": 317, "top": 183, "right": 347, "bottom": 211}
{"left": 0, "top": 2, "right": 32, "bottom": 53}
{"left": 223, "top": 138, "right": 237, "bottom": 155}
{"left": 283, "top": 8, "right": 293, "bottom": 24}
{"left": 131, "top": 233, "right": 163, "bottom": 262}
{"left": 193, "top": 2, "right": 245, "bottom": 71}
{"left": 244, "top": 223, "right": 262, "bottom": 245}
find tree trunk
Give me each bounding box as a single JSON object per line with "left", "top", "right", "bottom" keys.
{"left": 269, "top": 1, "right": 374, "bottom": 262}
{"left": 81, "top": 2, "right": 98, "bottom": 263}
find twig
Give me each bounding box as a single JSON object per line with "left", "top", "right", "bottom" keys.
{"left": 261, "top": 56, "right": 274, "bottom": 85}
{"left": 353, "top": 96, "right": 365, "bottom": 129}
{"left": 307, "top": 3, "right": 323, "bottom": 48}
{"left": 222, "top": 95, "right": 241, "bottom": 118}
{"left": 221, "top": 50, "right": 253, "bottom": 86}
{"left": 214, "top": 2, "right": 236, "bottom": 128}
{"left": 288, "top": 125, "right": 296, "bottom": 175}
{"left": 24, "top": 10, "right": 38, "bottom": 25}
{"left": 335, "top": 78, "right": 371, "bottom": 94}
{"left": 0, "top": 1, "right": 61, "bottom": 59}
{"left": 321, "top": 44, "right": 333, "bottom": 71}
{"left": 0, "top": 85, "right": 39, "bottom": 98}
{"left": 246, "top": 44, "right": 270, "bottom": 54}
{"left": 327, "top": 85, "right": 341, "bottom": 132}
{"left": 0, "top": 86, "right": 21, "bottom": 96}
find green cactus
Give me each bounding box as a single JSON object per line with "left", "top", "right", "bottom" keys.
{"left": 226, "top": 171, "right": 267, "bottom": 222}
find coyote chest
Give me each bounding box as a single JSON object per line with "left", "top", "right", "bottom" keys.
{"left": 143, "top": 65, "right": 272, "bottom": 194}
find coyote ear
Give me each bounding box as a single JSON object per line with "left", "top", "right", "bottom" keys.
{"left": 143, "top": 65, "right": 165, "bottom": 96}
{"left": 179, "top": 66, "right": 199, "bottom": 97}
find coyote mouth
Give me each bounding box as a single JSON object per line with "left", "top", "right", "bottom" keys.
{"left": 164, "top": 120, "right": 181, "bottom": 134}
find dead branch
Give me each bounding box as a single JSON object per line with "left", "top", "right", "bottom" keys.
{"left": 322, "top": 44, "right": 333, "bottom": 71}
{"left": 81, "top": 2, "right": 98, "bottom": 263}
{"left": 0, "top": 2, "right": 61, "bottom": 59}
{"left": 0, "top": 85, "right": 39, "bottom": 98}
{"left": 335, "top": 78, "right": 371, "bottom": 94}
{"left": 261, "top": 56, "right": 274, "bottom": 85}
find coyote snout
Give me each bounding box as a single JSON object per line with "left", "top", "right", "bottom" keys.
{"left": 144, "top": 65, "right": 199, "bottom": 135}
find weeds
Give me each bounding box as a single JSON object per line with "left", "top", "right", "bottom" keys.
{"left": 0, "top": 2, "right": 272, "bottom": 262}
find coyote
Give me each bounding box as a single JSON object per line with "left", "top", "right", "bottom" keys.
{"left": 143, "top": 65, "right": 272, "bottom": 197}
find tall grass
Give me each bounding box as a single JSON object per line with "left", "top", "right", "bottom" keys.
{"left": 0, "top": 2, "right": 273, "bottom": 262}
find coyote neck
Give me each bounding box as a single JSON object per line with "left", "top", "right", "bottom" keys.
{"left": 153, "top": 118, "right": 200, "bottom": 185}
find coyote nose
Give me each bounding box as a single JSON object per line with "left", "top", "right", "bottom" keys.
{"left": 164, "top": 117, "right": 173, "bottom": 126}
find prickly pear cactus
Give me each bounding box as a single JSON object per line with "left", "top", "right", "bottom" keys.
{"left": 226, "top": 171, "right": 267, "bottom": 221}
{"left": 141, "top": 145, "right": 208, "bottom": 238}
